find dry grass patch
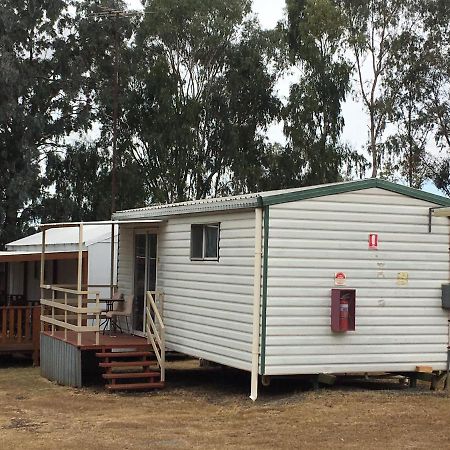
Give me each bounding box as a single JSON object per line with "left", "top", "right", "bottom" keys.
{"left": 0, "top": 357, "right": 448, "bottom": 449}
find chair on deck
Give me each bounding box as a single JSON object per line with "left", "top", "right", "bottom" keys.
{"left": 104, "top": 293, "right": 133, "bottom": 334}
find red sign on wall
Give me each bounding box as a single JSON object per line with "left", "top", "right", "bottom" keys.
{"left": 335, "top": 272, "right": 347, "bottom": 286}
{"left": 369, "top": 233, "right": 378, "bottom": 249}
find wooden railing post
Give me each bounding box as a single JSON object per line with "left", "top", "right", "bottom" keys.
{"left": 9, "top": 307, "right": 14, "bottom": 339}
{"left": 32, "top": 306, "right": 40, "bottom": 366}
{"left": 17, "top": 307, "right": 22, "bottom": 343}
{"left": 51, "top": 289, "right": 55, "bottom": 336}
{"left": 77, "top": 293, "right": 82, "bottom": 346}
{"left": 1, "top": 307, "right": 6, "bottom": 341}
{"left": 95, "top": 292, "right": 100, "bottom": 345}
{"left": 64, "top": 292, "right": 68, "bottom": 341}
{"left": 25, "top": 306, "right": 31, "bottom": 341}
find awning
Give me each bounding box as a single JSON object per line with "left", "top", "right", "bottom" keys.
{"left": 0, "top": 250, "right": 87, "bottom": 263}
{"left": 39, "top": 219, "right": 164, "bottom": 229}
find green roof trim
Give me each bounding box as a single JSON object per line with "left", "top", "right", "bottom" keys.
{"left": 260, "top": 205, "right": 269, "bottom": 376}
{"left": 261, "top": 179, "right": 450, "bottom": 207}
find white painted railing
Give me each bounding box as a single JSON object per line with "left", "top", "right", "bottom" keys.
{"left": 40, "top": 285, "right": 102, "bottom": 346}
{"left": 145, "top": 290, "right": 165, "bottom": 382}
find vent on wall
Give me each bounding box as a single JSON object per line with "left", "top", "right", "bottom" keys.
{"left": 441, "top": 284, "right": 450, "bottom": 310}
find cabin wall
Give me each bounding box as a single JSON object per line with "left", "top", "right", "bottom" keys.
{"left": 26, "top": 261, "right": 40, "bottom": 302}
{"left": 156, "top": 210, "right": 256, "bottom": 371}
{"left": 264, "top": 188, "right": 450, "bottom": 375}
{"left": 56, "top": 259, "right": 78, "bottom": 286}
{"left": 8, "top": 262, "right": 24, "bottom": 296}
{"left": 117, "top": 226, "right": 135, "bottom": 297}
{"left": 88, "top": 242, "right": 114, "bottom": 299}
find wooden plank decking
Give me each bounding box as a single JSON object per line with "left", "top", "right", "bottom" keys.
{"left": 42, "top": 330, "right": 149, "bottom": 350}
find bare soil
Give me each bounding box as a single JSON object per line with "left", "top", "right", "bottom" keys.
{"left": 0, "top": 356, "right": 449, "bottom": 449}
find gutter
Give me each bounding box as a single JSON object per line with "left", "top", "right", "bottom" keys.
{"left": 250, "top": 205, "right": 263, "bottom": 401}
{"left": 260, "top": 205, "right": 270, "bottom": 376}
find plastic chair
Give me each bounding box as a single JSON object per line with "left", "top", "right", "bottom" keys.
{"left": 105, "top": 294, "right": 133, "bottom": 333}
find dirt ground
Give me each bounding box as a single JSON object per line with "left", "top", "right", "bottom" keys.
{"left": 0, "top": 357, "right": 449, "bottom": 450}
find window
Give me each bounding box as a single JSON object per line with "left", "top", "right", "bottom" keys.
{"left": 190, "top": 223, "right": 220, "bottom": 260}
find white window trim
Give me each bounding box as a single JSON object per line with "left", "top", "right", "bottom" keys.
{"left": 190, "top": 223, "right": 220, "bottom": 261}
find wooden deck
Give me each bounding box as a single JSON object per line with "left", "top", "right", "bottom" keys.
{"left": 0, "top": 306, "right": 40, "bottom": 364}
{"left": 42, "top": 331, "right": 150, "bottom": 350}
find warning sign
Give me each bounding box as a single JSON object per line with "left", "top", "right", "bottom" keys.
{"left": 369, "top": 233, "right": 378, "bottom": 249}
{"left": 397, "top": 272, "right": 409, "bottom": 286}
{"left": 335, "top": 272, "right": 347, "bottom": 286}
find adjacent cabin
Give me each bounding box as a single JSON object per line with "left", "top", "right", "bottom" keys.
{"left": 0, "top": 225, "right": 114, "bottom": 363}
{"left": 38, "top": 179, "right": 450, "bottom": 398}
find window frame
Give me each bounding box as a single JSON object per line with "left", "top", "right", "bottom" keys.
{"left": 190, "top": 223, "right": 220, "bottom": 261}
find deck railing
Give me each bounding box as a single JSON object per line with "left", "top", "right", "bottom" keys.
{"left": 145, "top": 290, "right": 166, "bottom": 382}
{"left": 40, "top": 285, "right": 102, "bottom": 346}
{"left": 0, "top": 305, "right": 40, "bottom": 363}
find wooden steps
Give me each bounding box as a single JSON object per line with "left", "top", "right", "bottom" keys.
{"left": 95, "top": 351, "right": 153, "bottom": 358}
{"left": 102, "top": 371, "right": 160, "bottom": 380}
{"left": 99, "top": 360, "right": 154, "bottom": 368}
{"left": 95, "top": 348, "right": 164, "bottom": 392}
{"left": 106, "top": 382, "right": 165, "bottom": 391}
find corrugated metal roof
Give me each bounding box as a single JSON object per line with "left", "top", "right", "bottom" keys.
{"left": 112, "top": 180, "right": 359, "bottom": 219}
{"left": 113, "top": 193, "right": 263, "bottom": 219}
{"left": 112, "top": 179, "right": 450, "bottom": 219}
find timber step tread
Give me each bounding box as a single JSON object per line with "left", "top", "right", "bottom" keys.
{"left": 99, "top": 360, "right": 155, "bottom": 368}
{"left": 102, "top": 371, "right": 160, "bottom": 380}
{"left": 95, "top": 351, "right": 153, "bottom": 358}
{"left": 105, "top": 382, "right": 165, "bottom": 391}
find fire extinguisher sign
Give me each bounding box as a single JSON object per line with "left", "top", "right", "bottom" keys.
{"left": 334, "top": 272, "right": 346, "bottom": 286}
{"left": 369, "top": 233, "right": 378, "bottom": 249}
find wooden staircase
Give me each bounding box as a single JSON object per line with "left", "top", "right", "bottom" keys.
{"left": 96, "top": 349, "right": 164, "bottom": 391}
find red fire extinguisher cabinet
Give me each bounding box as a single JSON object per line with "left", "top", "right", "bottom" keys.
{"left": 331, "top": 289, "right": 356, "bottom": 332}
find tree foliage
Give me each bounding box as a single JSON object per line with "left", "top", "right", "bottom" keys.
{"left": 283, "top": 0, "right": 366, "bottom": 187}
{"left": 0, "top": 0, "right": 80, "bottom": 248}
{"left": 340, "top": 0, "right": 407, "bottom": 178}
{"left": 124, "top": 0, "right": 280, "bottom": 202}
{"left": 2, "top": 0, "right": 450, "bottom": 247}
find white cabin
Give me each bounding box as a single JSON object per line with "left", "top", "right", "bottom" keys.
{"left": 0, "top": 225, "right": 115, "bottom": 305}
{"left": 112, "top": 179, "right": 450, "bottom": 397}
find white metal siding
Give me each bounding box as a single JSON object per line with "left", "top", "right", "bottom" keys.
{"left": 117, "top": 227, "right": 134, "bottom": 296}
{"left": 87, "top": 242, "right": 114, "bottom": 300}
{"left": 158, "top": 210, "right": 256, "bottom": 371}
{"left": 265, "top": 188, "right": 450, "bottom": 375}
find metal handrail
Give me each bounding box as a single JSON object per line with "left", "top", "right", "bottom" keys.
{"left": 145, "top": 291, "right": 165, "bottom": 382}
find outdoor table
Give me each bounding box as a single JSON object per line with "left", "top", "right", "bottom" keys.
{"left": 100, "top": 297, "right": 125, "bottom": 333}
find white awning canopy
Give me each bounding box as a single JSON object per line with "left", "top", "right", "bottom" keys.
{"left": 0, "top": 250, "right": 85, "bottom": 263}
{"left": 40, "top": 219, "right": 164, "bottom": 230}
{"left": 37, "top": 219, "right": 163, "bottom": 294}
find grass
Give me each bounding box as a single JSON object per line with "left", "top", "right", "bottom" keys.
{"left": 0, "top": 356, "right": 449, "bottom": 449}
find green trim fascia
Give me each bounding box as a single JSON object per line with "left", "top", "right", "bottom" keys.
{"left": 256, "top": 195, "right": 264, "bottom": 208}
{"left": 261, "top": 178, "right": 450, "bottom": 207}
{"left": 374, "top": 179, "right": 450, "bottom": 206}
{"left": 260, "top": 205, "right": 269, "bottom": 376}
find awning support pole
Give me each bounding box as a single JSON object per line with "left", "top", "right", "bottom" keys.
{"left": 77, "top": 224, "right": 83, "bottom": 346}
{"left": 110, "top": 223, "right": 115, "bottom": 297}
{"left": 40, "top": 228, "right": 46, "bottom": 332}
